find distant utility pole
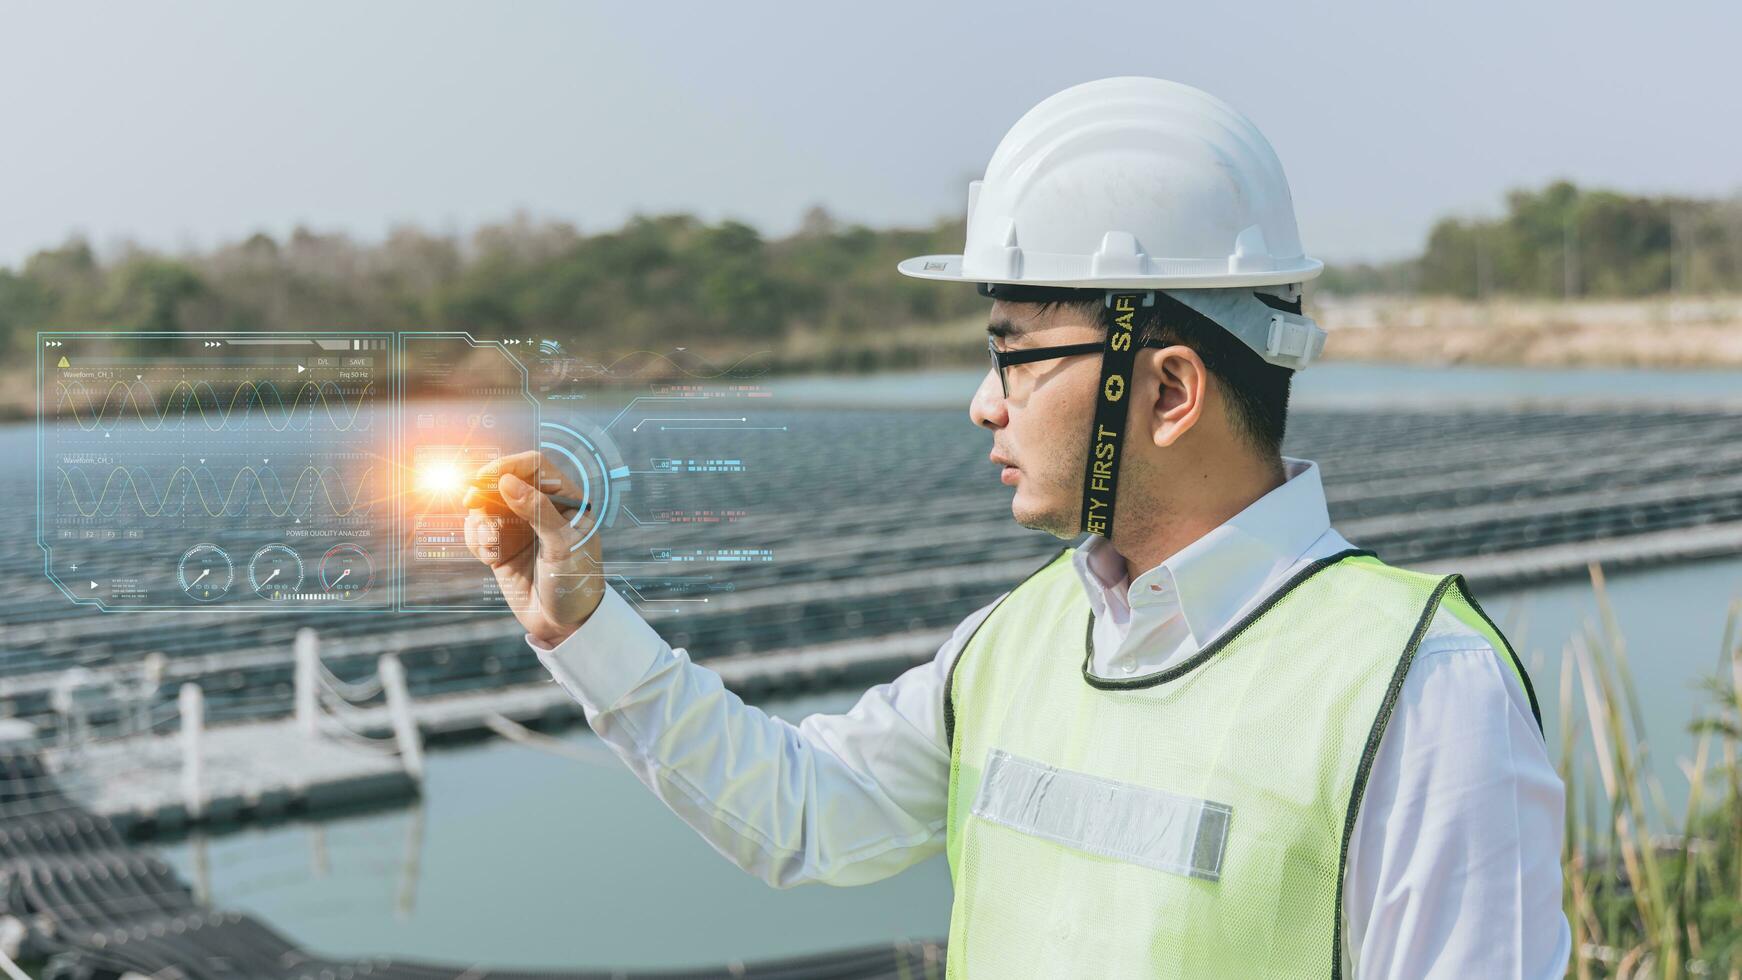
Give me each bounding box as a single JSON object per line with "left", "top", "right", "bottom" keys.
{"left": 1671, "top": 217, "right": 1681, "bottom": 294}
{"left": 1563, "top": 216, "right": 1579, "bottom": 299}
{"left": 1475, "top": 235, "right": 1491, "bottom": 300}
{"left": 1671, "top": 214, "right": 1693, "bottom": 295}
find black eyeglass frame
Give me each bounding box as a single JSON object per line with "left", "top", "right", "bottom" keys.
{"left": 986, "top": 335, "right": 1160, "bottom": 398}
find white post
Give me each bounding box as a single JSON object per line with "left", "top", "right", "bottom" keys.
{"left": 51, "top": 667, "right": 93, "bottom": 749}
{"left": 138, "top": 652, "right": 166, "bottom": 737}
{"left": 378, "top": 653, "right": 424, "bottom": 782}
{"left": 295, "top": 627, "right": 320, "bottom": 736}
{"left": 179, "top": 683, "right": 205, "bottom": 821}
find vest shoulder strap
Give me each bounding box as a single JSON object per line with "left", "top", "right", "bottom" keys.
{"left": 1331, "top": 557, "right": 1544, "bottom": 736}
{"left": 1439, "top": 573, "right": 1545, "bottom": 734}
{"left": 943, "top": 545, "right": 1074, "bottom": 749}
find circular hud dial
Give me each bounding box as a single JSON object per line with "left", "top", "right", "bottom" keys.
{"left": 248, "top": 544, "right": 304, "bottom": 599}
{"left": 320, "top": 544, "right": 373, "bottom": 599}
{"left": 178, "top": 543, "right": 234, "bottom": 602}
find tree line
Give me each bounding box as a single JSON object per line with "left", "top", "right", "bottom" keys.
{"left": 5, "top": 181, "right": 1742, "bottom": 365}
{"left": 1319, "top": 181, "right": 1742, "bottom": 298}
{"left": 0, "top": 207, "right": 983, "bottom": 365}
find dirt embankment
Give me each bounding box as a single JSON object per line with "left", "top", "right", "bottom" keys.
{"left": 1314, "top": 294, "right": 1742, "bottom": 367}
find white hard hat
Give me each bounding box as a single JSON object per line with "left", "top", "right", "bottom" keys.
{"left": 899, "top": 76, "right": 1321, "bottom": 290}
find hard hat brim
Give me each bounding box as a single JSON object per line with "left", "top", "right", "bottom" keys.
{"left": 896, "top": 254, "right": 1323, "bottom": 290}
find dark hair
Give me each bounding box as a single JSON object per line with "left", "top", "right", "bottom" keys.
{"left": 984, "top": 284, "right": 1294, "bottom": 460}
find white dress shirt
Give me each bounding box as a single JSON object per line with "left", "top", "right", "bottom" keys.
{"left": 529, "top": 456, "right": 1572, "bottom": 978}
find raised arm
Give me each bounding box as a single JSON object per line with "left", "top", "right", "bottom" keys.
{"left": 463, "top": 449, "right": 1004, "bottom": 888}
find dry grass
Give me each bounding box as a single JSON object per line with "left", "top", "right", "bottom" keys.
{"left": 1561, "top": 561, "right": 1742, "bottom": 977}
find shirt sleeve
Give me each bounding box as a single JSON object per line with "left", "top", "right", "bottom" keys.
{"left": 1342, "top": 614, "right": 1572, "bottom": 978}
{"left": 528, "top": 583, "right": 1007, "bottom": 889}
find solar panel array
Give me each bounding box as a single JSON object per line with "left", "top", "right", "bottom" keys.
{"left": 2, "top": 406, "right": 1738, "bottom": 742}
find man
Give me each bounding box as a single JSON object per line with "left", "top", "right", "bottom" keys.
{"left": 466, "top": 77, "right": 1569, "bottom": 977}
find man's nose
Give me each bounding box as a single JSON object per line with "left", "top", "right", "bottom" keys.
{"left": 969, "top": 367, "right": 1008, "bottom": 430}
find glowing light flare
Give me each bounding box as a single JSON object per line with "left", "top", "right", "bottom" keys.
{"left": 415, "top": 459, "right": 467, "bottom": 498}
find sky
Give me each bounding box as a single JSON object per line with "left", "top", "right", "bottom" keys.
{"left": 1, "top": 1, "right": 1737, "bottom": 269}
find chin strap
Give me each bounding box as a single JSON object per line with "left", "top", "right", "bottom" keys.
{"left": 1079, "top": 291, "right": 1153, "bottom": 541}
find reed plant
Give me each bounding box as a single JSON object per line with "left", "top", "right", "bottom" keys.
{"left": 1560, "top": 562, "right": 1742, "bottom": 978}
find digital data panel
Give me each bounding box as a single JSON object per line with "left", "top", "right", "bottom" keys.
{"left": 39, "top": 332, "right": 393, "bottom": 611}
{"left": 37, "top": 331, "right": 777, "bottom": 614}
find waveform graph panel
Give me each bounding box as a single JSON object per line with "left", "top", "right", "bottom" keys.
{"left": 397, "top": 333, "right": 538, "bottom": 610}
{"left": 37, "top": 332, "right": 394, "bottom": 611}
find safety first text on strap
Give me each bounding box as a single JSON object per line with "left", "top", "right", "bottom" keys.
{"left": 1079, "top": 290, "right": 1152, "bottom": 541}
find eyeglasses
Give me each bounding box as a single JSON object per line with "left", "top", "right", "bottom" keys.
{"left": 986, "top": 336, "right": 1106, "bottom": 398}
{"left": 989, "top": 336, "right": 1149, "bottom": 399}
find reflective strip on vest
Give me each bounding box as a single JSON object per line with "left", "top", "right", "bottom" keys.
{"left": 942, "top": 548, "right": 1541, "bottom": 979}
{"left": 973, "top": 747, "right": 1233, "bottom": 881}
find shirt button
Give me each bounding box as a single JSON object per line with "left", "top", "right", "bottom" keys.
{"left": 1149, "top": 583, "right": 1164, "bottom": 593}
{"left": 1120, "top": 661, "right": 1136, "bottom": 674}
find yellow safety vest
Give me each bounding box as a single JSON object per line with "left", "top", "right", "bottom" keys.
{"left": 943, "top": 546, "right": 1541, "bottom": 978}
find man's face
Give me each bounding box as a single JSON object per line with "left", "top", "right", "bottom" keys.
{"left": 969, "top": 299, "right": 1104, "bottom": 538}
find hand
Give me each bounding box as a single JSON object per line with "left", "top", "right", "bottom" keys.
{"left": 463, "top": 450, "right": 605, "bottom": 646}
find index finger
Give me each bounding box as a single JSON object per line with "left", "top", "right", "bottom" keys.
{"left": 464, "top": 450, "right": 586, "bottom": 510}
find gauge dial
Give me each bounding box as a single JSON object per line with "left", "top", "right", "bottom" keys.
{"left": 178, "top": 544, "right": 233, "bottom": 602}
{"left": 248, "top": 544, "right": 304, "bottom": 599}
{"left": 320, "top": 544, "right": 373, "bottom": 599}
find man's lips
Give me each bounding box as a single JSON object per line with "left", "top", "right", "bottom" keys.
{"left": 991, "top": 452, "right": 1019, "bottom": 484}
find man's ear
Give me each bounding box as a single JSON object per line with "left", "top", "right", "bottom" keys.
{"left": 1140, "top": 345, "right": 1207, "bottom": 449}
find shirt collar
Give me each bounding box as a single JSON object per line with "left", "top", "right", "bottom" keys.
{"left": 1070, "top": 456, "right": 1333, "bottom": 647}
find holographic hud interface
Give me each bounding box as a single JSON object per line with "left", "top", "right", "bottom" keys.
{"left": 38, "top": 331, "right": 765, "bottom": 613}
